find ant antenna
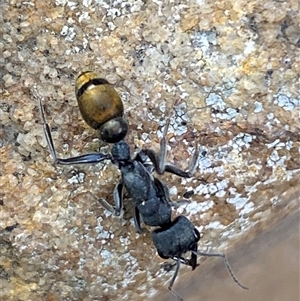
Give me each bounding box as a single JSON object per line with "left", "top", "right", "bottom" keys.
{"left": 192, "top": 250, "right": 249, "bottom": 290}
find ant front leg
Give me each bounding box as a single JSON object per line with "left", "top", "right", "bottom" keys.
{"left": 34, "top": 89, "right": 111, "bottom": 165}
{"left": 136, "top": 118, "right": 200, "bottom": 178}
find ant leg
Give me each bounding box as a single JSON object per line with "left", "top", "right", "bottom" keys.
{"left": 34, "top": 89, "right": 111, "bottom": 165}
{"left": 168, "top": 258, "right": 184, "bottom": 301}
{"left": 162, "top": 261, "right": 177, "bottom": 272}
{"left": 133, "top": 206, "right": 142, "bottom": 234}
{"left": 113, "top": 182, "right": 123, "bottom": 216}
{"left": 189, "top": 243, "right": 198, "bottom": 270}
{"left": 153, "top": 177, "right": 191, "bottom": 211}
{"left": 133, "top": 151, "right": 155, "bottom": 174}
{"left": 98, "top": 198, "right": 116, "bottom": 214}
{"left": 98, "top": 181, "right": 123, "bottom": 216}
{"left": 163, "top": 255, "right": 192, "bottom": 272}
{"left": 192, "top": 250, "right": 249, "bottom": 290}
{"left": 153, "top": 178, "right": 171, "bottom": 205}
{"left": 170, "top": 198, "right": 190, "bottom": 208}
{"left": 137, "top": 118, "right": 200, "bottom": 177}
{"left": 157, "top": 117, "right": 169, "bottom": 174}
{"left": 35, "top": 89, "right": 58, "bottom": 161}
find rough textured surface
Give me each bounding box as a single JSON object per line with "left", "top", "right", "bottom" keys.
{"left": 160, "top": 207, "right": 300, "bottom": 301}
{"left": 0, "top": 0, "right": 299, "bottom": 300}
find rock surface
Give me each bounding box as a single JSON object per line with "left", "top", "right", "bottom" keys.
{"left": 1, "top": 1, "right": 299, "bottom": 300}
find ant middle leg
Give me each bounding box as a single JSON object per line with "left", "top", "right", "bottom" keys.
{"left": 98, "top": 182, "right": 145, "bottom": 231}
{"left": 98, "top": 181, "right": 123, "bottom": 216}
{"left": 133, "top": 206, "right": 143, "bottom": 234}
{"left": 99, "top": 182, "right": 143, "bottom": 234}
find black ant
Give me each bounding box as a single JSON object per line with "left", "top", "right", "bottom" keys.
{"left": 33, "top": 71, "right": 248, "bottom": 300}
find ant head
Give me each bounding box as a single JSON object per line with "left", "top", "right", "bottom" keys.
{"left": 111, "top": 140, "right": 131, "bottom": 162}
{"left": 99, "top": 117, "right": 128, "bottom": 143}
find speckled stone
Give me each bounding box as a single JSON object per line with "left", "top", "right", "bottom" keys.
{"left": 1, "top": 0, "right": 299, "bottom": 300}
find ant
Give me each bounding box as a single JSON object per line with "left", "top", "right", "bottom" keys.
{"left": 34, "top": 71, "right": 248, "bottom": 299}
